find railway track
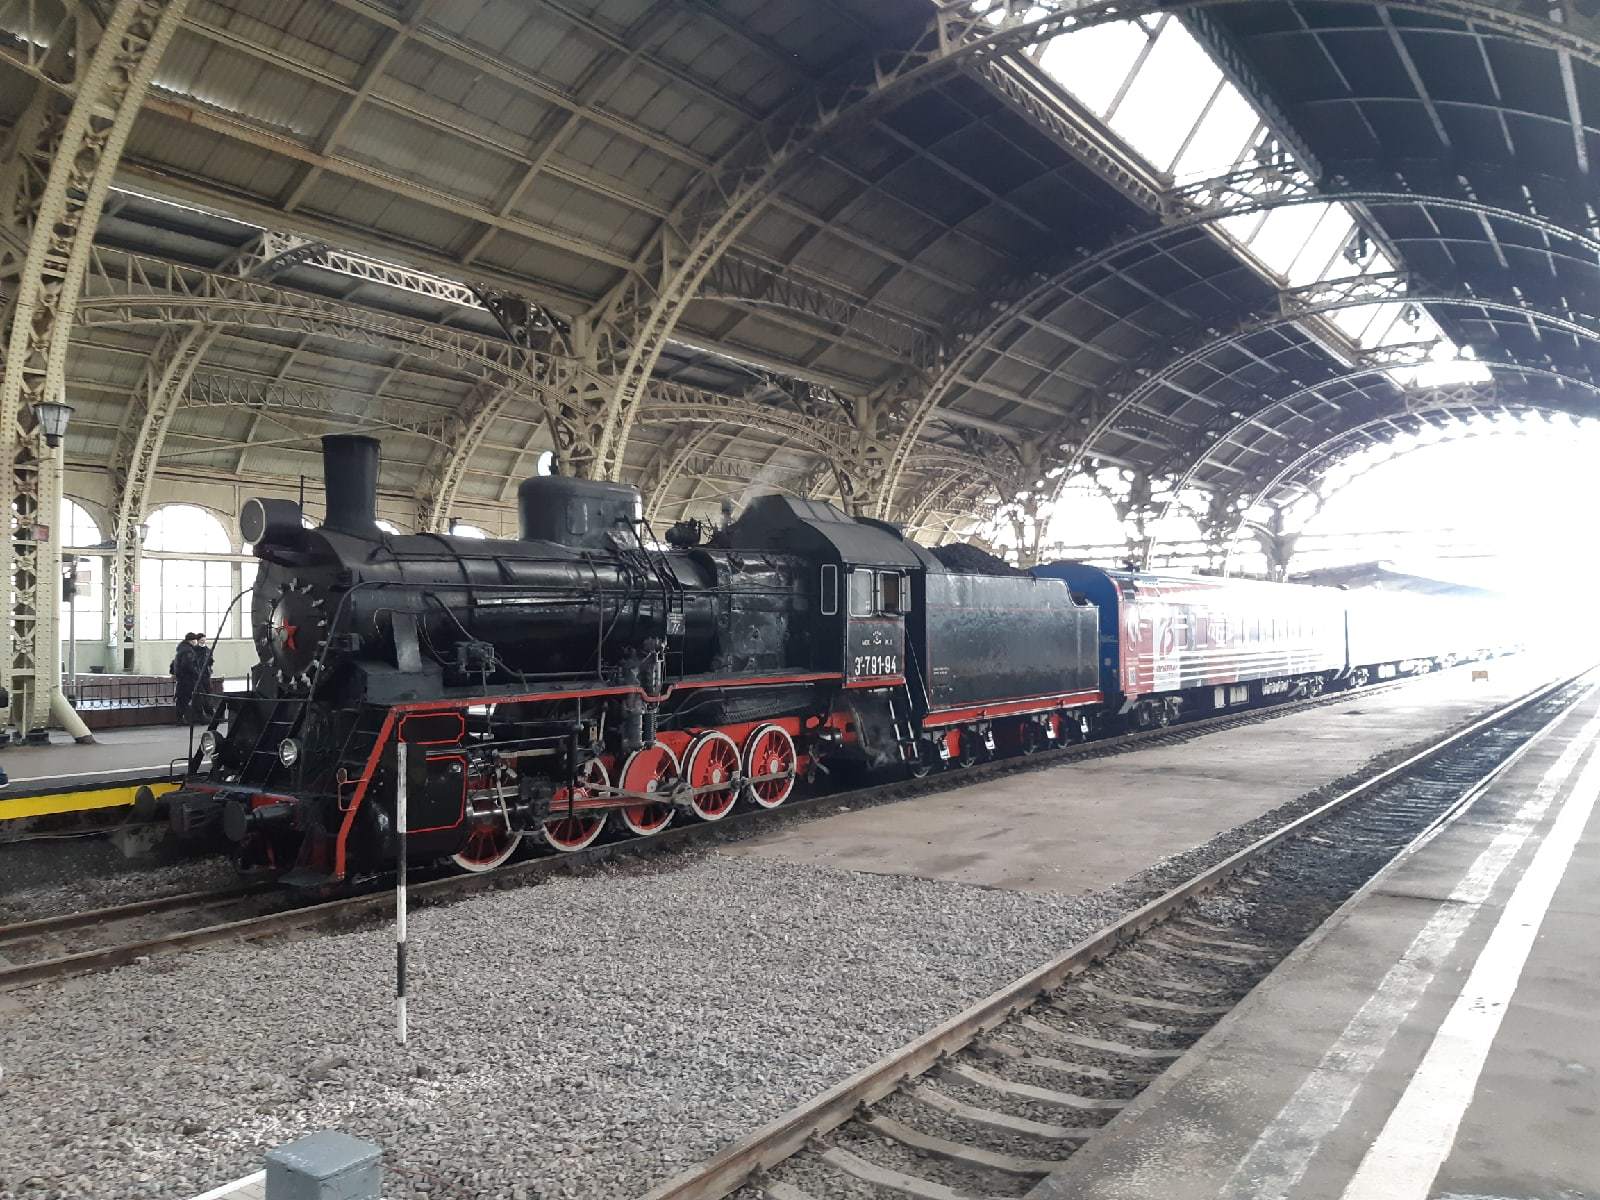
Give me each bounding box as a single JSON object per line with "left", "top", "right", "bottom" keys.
{"left": 0, "top": 665, "right": 1527, "bottom": 993}
{"left": 0, "top": 881, "right": 291, "bottom": 987}
{"left": 630, "top": 668, "right": 1593, "bottom": 1200}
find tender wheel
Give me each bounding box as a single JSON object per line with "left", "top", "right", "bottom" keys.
{"left": 684, "top": 731, "right": 741, "bottom": 822}
{"left": 541, "top": 758, "right": 610, "bottom": 852}
{"left": 742, "top": 724, "right": 796, "bottom": 809}
{"left": 451, "top": 816, "right": 524, "bottom": 873}
{"left": 956, "top": 728, "right": 980, "bottom": 768}
{"left": 906, "top": 740, "right": 937, "bottom": 779}
{"left": 617, "top": 742, "right": 680, "bottom": 837}
{"left": 1019, "top": 720, "right": 1045, "bottom": 756}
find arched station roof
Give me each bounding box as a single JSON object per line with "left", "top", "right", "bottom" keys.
{"left": 0, "top": 1, "right": 1595, "bottom": 560}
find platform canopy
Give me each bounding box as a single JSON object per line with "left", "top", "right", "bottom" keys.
{"left": 0, "top": 0, "right": 1596, "bottom": 723}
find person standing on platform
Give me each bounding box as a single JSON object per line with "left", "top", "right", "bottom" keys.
{"left": 191, "top": 634, "right": 215, "bottom": 724}
{"left": 170, "top": 632, "right": 200, "bottom": 723}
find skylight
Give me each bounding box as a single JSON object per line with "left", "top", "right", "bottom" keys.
{"left": 1022, "top": 11, "right": 1491, "bottom": 389}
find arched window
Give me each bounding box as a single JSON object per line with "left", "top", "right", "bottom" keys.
{"left": 450, "top": 522, "right": 488, "bottom": 539}
{"left": 63, "top": 498, "right": 104, "bottom": 548}
{"left": 140, "top": 505, "right": 239, "bottom": 641}
{"left": 375, "top": 519, "right": 401, "bottom": 535}
{"left": 144, "top": 505, "right": 232, "bottom": 553}
{"left": 61, "top": 499, "right": 105, "bottom": 644}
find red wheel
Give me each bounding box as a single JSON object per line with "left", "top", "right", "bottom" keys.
{"left": 541, "top": 758, "right": 610, "bottom": 852}
{"left": 684, "top": 731, "right": 741, "bottom": 821}
{"left": 451, "top": 812, "right": 524, "bottom": 873}
{"left": 742, "top": 724, "right": 796, "bottom": 809}
{"left": 617, "top": 742, "right": 679, "bottom": 837}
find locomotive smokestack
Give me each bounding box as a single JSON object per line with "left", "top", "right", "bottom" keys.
{"left": 321, "top": 434, "right": 381, "bottom": 537}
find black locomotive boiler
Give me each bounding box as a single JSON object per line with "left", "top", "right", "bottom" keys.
{"left": 169, "top": 435, "right": 1105, "bottom": 885}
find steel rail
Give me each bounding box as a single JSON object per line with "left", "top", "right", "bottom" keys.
{"left": 0, "top": 881, "right": 273, "bottom": 946}
{"left": 0, "top": 665, "right": 1518, "bottom": 992}
{"left": 632, "top": 667, "right": 1592, "bottom": 1200}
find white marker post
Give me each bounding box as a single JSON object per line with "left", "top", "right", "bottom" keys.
{"left": 395, "top": 738, "right": 408, "bottom": 1046}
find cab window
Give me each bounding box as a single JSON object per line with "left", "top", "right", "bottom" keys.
{"left": 849, "top": 570, "right": 873, "bottom": 616}
{"left": 877, "top": 571, "right": 903, "bottom": 615}
{"left": 820, "top": 564, "right": 838, "bottom": 616}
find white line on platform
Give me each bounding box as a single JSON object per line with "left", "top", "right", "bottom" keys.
{"left": 186, "top": 1169, "right": 265, "bottom": 1200}
{"left": 10, "top": 764, "right": 173, "bottom": 783}
{"left": 1217, "top": 699, "right": 1600, "bottom": 1200}
{"left": 1338, "top": 725, "right": 1600, "bottom": 1200}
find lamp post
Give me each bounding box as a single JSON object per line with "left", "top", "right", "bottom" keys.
{"left": 35, "top": 403, "right": 78, "bottom": 702}
{"left": 32, "top": 401, "right": 73, "bottom": 448}
{"left": 27, "top": 401, "right": 93, "bottom": 744}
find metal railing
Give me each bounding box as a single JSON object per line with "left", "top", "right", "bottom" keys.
{"left": 62, "top": 674, "right": 242, "bottom": 710}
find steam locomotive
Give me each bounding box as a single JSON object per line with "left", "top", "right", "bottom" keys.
{"left": 169, "top": 436, "right": 1101, "bottom": 885}
{"left": 166, "top": 435, "right": 1503, "bottom": 888}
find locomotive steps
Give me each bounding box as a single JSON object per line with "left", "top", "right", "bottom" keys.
{"left": 635, "top": 669, "right": 1594, "bottom": 1200}
{"left": 0, "top": 668, "right": 1470, "bottom": 993}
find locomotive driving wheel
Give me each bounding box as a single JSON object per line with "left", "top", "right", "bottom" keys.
{"left": 742, "top": 724, "right": 796, "bottom": 809}
{"left": 683, "top": 731, "right": 741, "bottom": 821}
{"left": 451, "top": 812, "right": 524, "bottom": 873}
{"left": 541, "top": 758, "right": 611, "bottom": 852}
{"left": 617, "top": 742, "right": 680, "bottom": 837}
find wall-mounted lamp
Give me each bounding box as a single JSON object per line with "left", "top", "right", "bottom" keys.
{"left": 31, "top": 401, "right": 73, "bottom": 448}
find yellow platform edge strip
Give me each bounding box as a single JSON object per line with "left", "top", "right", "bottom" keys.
{"left": 0, "top": 780, "right": 180, "bottom": 822}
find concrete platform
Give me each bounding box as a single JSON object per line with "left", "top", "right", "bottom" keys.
{"left": 1027, "top": 675, "right": 1600, "bottom": 1200}
{"left": 189, "top": 1171, "right": 264, "bottom": 1200}
{"left": 723, "top": 655, "right": 1563, "bottom": 896}
{"left": 1, "top": 722, "right": 194, "bottom": 786}
{"left": 0, "top": 723, "right": 194, "bottom": 823}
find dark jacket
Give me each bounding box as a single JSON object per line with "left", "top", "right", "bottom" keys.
{"left": 170, "top": 642, "right": 199, "bottom": 680}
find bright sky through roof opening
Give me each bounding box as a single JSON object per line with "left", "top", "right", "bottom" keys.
{"left": 1287, "top": 416, "right": 1600, "bottom": 654}
{"left": 1022, "top": 9, "right": 1491, "bottom": 389}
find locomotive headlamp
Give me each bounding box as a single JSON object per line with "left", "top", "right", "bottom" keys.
{"left": 199, "top": 731, "right": 219, "bottom": 758}
{"left": 278, "top": 738, "right": 301, "bottom": 767}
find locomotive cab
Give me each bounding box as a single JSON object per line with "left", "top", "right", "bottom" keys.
{"left": 725, "top": 497, "right": 921, "bottom": 765}
{"left": 726, "top": 497, "right": 918, "bottom": 683}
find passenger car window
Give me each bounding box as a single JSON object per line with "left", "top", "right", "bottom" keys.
{"left": 849, "top": 570, "right": 873, "bottom": 617}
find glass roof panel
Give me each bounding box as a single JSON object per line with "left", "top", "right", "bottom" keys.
{"left": 1332, "top": 302, "right": 1384, "bottom": 341}
{"left": 1390, "top": 345, "right": 1491, "bottom": 388}
{"left": 1284, "top": 207, "right": 1355, "bottom": 287}
{"left": 1029, "top": 15, "right": 1489, "bottom": 385}
{"left": 1105, "top": 22, "right": 1224, "bottom": 169}
{"left": 1220, "top": 209, "right": 1269, "bottom": 244}
{"left": 1036, "top": 20, "right": 1152, "bottom": 117}
{"left": 1248, "top": 203, "right": 1334, "bottom": 277}
{"left": 1170, "top": 85, "right": 1261, "bottom": 180}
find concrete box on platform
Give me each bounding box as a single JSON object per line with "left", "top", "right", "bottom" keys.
{"left": 265, "top": 1131, "right": 381, "bottom": 1200}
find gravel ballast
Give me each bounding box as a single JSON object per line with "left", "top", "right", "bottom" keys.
{"left": 1, "top": 677, "right": 1562, "bottom": 1200}
{"left": 0, "top": 856, "right": 238, "bottom": 925}
{"left": 0, "top": 852, "right": 1126, "bottom": 1200}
